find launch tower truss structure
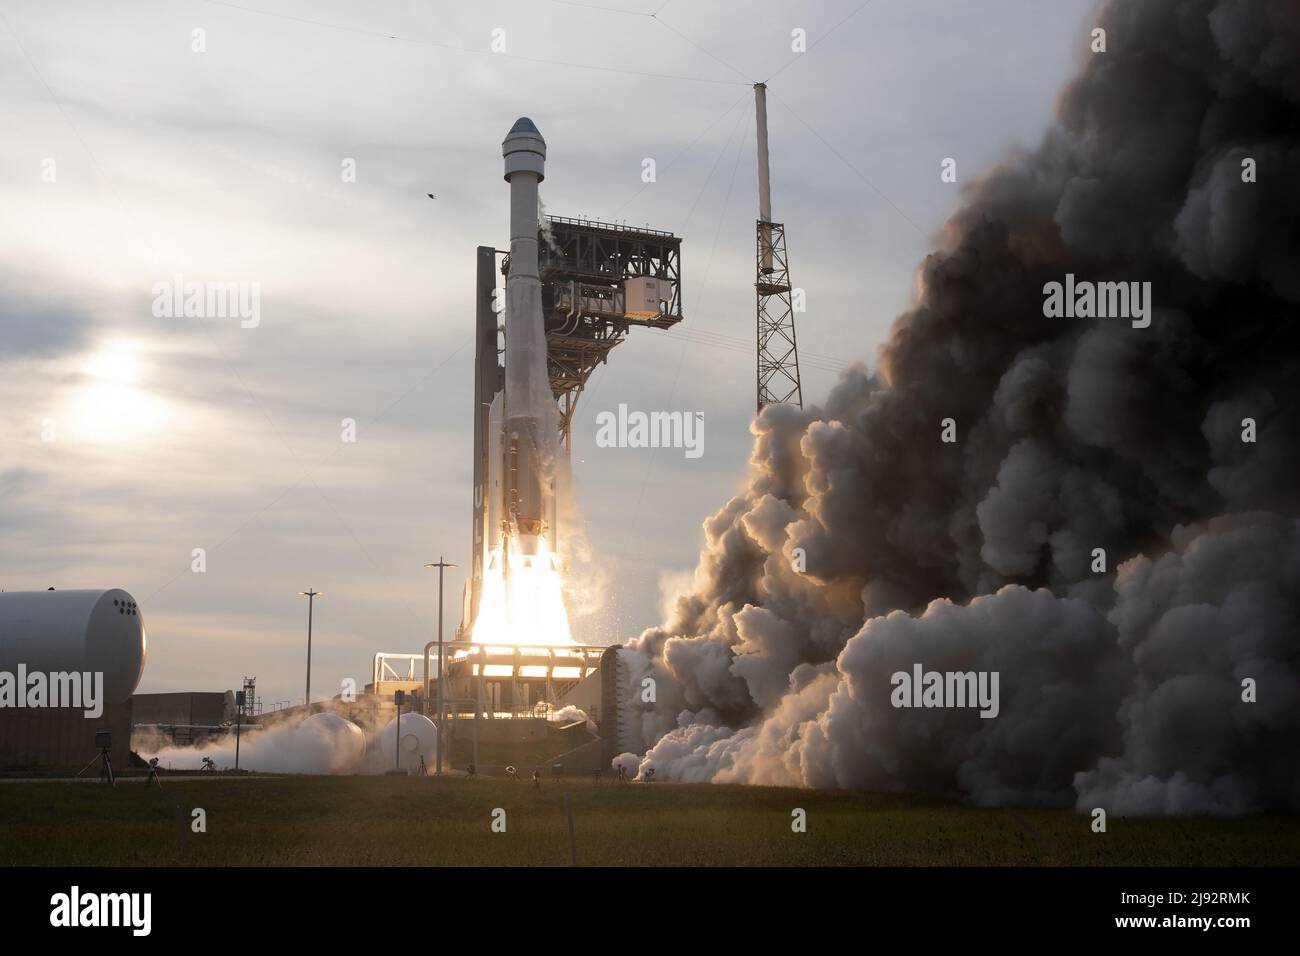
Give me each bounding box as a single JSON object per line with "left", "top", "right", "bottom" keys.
{"left": 755, "top": 219, "right": 802, "bottom": 410}
{"left": 536, "top": 216, "right": 684, "bottom": 449}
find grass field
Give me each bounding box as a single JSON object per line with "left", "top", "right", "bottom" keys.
{"left": 1, "top": 775, "right": 1297, "bottom": 866}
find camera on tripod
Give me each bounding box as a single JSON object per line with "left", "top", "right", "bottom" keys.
{"left": 76, "top": 731, "right": 116, "bottom": 785}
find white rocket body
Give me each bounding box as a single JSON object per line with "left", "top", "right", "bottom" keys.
{"left": 501, "top": 117, "right": 558, "bottom": 558}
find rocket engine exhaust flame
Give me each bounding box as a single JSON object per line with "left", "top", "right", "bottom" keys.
{"left": 473, "top": 538, "right": 573, "bottom": 647}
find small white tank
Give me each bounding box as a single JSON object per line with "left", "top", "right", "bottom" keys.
{"left": 300, "top": 712, "right": 366, "bottom": 774}
{"left": 377, "top": 711, "right": 438, "bottom": 773}
{"left": 0, "top": 589, "right": 147, "bottom": 703}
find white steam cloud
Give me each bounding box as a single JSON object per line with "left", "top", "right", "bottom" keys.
{"left": 144, "top": 712, "right": 366, "bottom": 775}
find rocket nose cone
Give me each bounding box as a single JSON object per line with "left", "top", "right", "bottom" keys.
{"left": 503, "top": 115, "right": 546, "bottom": 179}
{"left": 503, "top": 116, "right": 545, "bottom": 149}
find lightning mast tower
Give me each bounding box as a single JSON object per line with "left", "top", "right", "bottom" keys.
{"left": 753, "top": 82, "right": 802, "bottom": 413}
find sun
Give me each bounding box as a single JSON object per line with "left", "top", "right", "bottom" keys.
{"left": 61, "top": 340, "right": 170, "bottom": 443}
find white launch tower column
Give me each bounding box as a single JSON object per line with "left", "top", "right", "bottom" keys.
{"left": 755, "top": 82, "right": 774, "bottom": 273}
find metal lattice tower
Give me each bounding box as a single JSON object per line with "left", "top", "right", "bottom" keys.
{"left": 753, "top": 83, "right": 802, "bottom": 413}
{"left": 756, "top": 220, "right": 801, "bottom": 409}
{"left": 536, "top": 216, "right": 683, "bottom": 450}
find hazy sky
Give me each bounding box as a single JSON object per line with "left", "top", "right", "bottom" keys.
{"left": 0, "top": 0, "right": 1096, "bottom": 707}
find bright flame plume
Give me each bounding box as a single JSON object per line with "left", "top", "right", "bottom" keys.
{"left": 470, "top": 538, "right": 572, "bottom": 646}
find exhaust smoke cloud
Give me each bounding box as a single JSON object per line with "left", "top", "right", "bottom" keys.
{"left": 621, "top": 0, "right": 1300, "bottom": 814}
{"left": 143, "top": 712, "right": 367, "bottom": 775}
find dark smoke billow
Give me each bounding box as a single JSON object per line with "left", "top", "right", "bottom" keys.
{"left": 622, "top": 0, "right": 1300, "bottom": 815}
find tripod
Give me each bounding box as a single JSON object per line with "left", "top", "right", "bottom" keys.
{"left": 76, "top": 746, "right": 115, "bottom": 787}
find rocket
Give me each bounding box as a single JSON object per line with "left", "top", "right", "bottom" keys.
{"left": 497, "top": 117, "right": 559, "bottom": 561}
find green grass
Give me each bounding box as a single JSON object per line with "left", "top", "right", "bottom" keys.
{"left": 447, "top": 736, "right": 572, "bottom": 769}
{"left": 1, "top": 776, "right": 1296, "bottom": 866}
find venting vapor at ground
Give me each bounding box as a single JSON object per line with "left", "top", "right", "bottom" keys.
{"left": 142, "top": 713, "right": 367, "bottom": 775}
{"left": 622, "top": 0, "right": 1300, "bottom": 815}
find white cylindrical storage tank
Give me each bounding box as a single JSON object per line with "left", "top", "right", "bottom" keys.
{"left": 301, "top": 712, "right": 367, "bottom": 774}
{"left": 377, "top": 712, "right": 438, "bottom": 773}
{"left": 0, "top": 589, "right": 147, "bottom": 703}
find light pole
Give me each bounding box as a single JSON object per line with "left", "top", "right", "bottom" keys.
{"left": 234, "top": 690, "right": 243, "bottom": 771}
{"left": 423, "top": 558, "right": 458, "bottom": 775}
{"left": 297, "top": 589, "right": 322, "bottom": 710}
{"left": 393, "top": 690, "right": 405, "bottom": 774}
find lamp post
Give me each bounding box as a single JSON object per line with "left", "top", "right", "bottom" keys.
{"left": 297, "top": 589, "right": 322, "bottom": 710}
{"left": 393, "top": 689, "right": 405, "bottom": 774}
{"left": 234, "top": 690, "right": 244, "bottom": 771}
{"left": 423, "top": 558, "right": 458, "bottom": 775}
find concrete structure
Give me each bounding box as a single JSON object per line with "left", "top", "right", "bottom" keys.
{"left": 132, "top": 691, "right": 235, "bottom": 727}
{"left": 130, "top": 690, "right": 238, "bottom": 749}
{"left": 0, "top": 703, "right": 134, "bottom": 773}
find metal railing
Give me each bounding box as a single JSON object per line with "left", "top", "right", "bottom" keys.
{"left": 545, "top": 214, "right": 676, "bottom": 238}
{"left": 372, "top": 651, "right": 439, "bottom": 689}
